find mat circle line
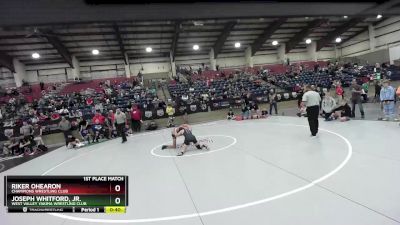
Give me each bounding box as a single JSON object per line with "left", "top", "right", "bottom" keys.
{"left": 44, "top": 123, "right": 353, "bottom": 223}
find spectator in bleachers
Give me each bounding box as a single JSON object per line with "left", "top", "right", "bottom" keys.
{"left": 95, "top": 101, "right": 104, "bottom": 113}
{"left": 92, "top": 111, "right": 106, "bottom": 125}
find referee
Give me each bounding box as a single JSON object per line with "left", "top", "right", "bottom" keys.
{"left": 115, "top": 108, "right": 127, "bottom": 143}
{"left": 301, "top": 85, "right": 321, "bottom": 137}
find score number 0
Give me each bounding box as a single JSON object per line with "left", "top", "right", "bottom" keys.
{"left": 113, "top": 185, "right": 122, "bottom": 205}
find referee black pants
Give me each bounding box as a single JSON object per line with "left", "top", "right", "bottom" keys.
{"left": 306, "top": 105, "right": 319, "bottom": 136}
{"left": 116, "top": 123, "right": 127, "bottom": 142}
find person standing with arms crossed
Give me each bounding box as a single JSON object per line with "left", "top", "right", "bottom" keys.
{"left": 301, "top": 85, "right": 321, "bottom": 137}
{"left": 350, "top": 79, "right": 365, "bottom": 119}
{"left": 115, "top": 109, "right": 127, "bottom": 143}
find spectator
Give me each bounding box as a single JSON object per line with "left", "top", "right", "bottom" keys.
{"left": 67, "top": 134, "right": 84, "bottom": 149}
{"left": 107, "top": 110, "right": 115, "bottom": 125}
{"left": 362, "top": 81, "right": 369, "bottom": 102}
{"left": 350, "top": 79, "right": 365, "bottom": 119}
{"left": 321, "top": 92, "right": 336, "bottom": 121}
{"left": 166, "top": 104, "right": 175, "bottom": 127}
{"left": 19, "top": 121, "right": 33, "bottom": 138}
{"left": 58, "top": 117, "right": 71, "bottom": 147}
{"left": 130, "top": 105, "right": 142, "bottom": 132}
{"left": 241, "top": 103, "right": 250, "bottom": 120}
{"left": 92, "top": 111, "right": 106, "bottom": 125}
{"left": 332, "top": 100, "right": 351, "bottom": 122}
{"left": 125, "top": 109, "right": 132, "bottom": 133}
{"left": 335, "top": 83, "right": 344, "bottom": 100}
{"left": 79, "top": 118, "right": 93, "bottom": 144}
{"left": 227, "top": 107, "right": 235, "bottom": 120}
{"left": 115, "top": 108, "right": 127, "bottom": 143}
{"left": 103, "top": 116, "right": 115, "bottom": 139}
{"left": 374, "top": 81, "right": 382, "bottom": 102}
{"left": 182, "top": 104, "right": 189, "bottom": 124}
{"left": 3, "top": 137, "right": 20, "bottom": 155}
{"left": 39, "top": 81, "right": 45, "bottom": 91}
{"left": 19, "top": 136, "right": 36, "bottom": 155}
{"left": 95, "top": 101, "right": 104, "bottom": 113}
{"left": 32, "top": 124, "right": 44, "bottom": 145}
{"left": 380, "top": 80, "right": 398, "bottom": 121}
{"left": 269, "top": 90, "right": 278, "bottom": 115}
{"left": 250, "top": 102, "right": 261, "bottom": 119}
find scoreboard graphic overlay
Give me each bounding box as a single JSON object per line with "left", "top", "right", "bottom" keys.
{"left": 4, "top": 176, "right": 128, "bottom": 213}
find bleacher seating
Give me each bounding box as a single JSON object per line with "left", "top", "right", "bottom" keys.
{"left": 169, "top": 77, "right": 271, "bottom": 101}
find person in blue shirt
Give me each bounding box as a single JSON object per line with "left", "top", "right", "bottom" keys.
{"left": 380, "top": 80, "right": 398, "bottom": 121}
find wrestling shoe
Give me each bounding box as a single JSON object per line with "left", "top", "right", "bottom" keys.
{"left": 202, "top": 145, "right": 210, "bottom": 150}
{"left": 177, "top": 152, "right": 184, "bottom": 156}
{"left": 161, "top": 145, "right": 167, "bottom": 150}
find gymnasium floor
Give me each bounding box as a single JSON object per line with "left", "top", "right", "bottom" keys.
{"left": 1, "top": 116, "right": 400, "bottom": 225}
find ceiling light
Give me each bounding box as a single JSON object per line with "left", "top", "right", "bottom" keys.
{"left": 272, "top": 40, "right": 279, "bottom": 46}
{"left": 146, "top": 47, "right": 152, "bottom": 53}
{"left": 335, "top": 37, "right": 342, "bottom": 43}
{"left": 92, "top": 49, "right": 99, "bottom": 55}
{"left": 305, "top": 39, "right": 312, "bottom": 44}
{"left": 32, "top": 52, "right": 40, "bottom": 59}
{"left": 234, "top": 42, "right": 241, "bottom": 48}
{"left": 193, "top": 44, "right": 199, "bottom": 50}
{"left": 343, "top": 15, "right": 348, "bottom": 19}
{"left": 305, "top": 17, "right": 309, "bottom": 20}
{"left": 377, "top": 14, "right": 383, "bottom": 19}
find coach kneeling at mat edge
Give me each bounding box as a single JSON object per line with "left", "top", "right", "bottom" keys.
{"left": 301, "top": 85, "right": 321, "bottom": 137}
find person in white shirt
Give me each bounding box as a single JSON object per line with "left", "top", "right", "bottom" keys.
{"left": 321, "top": 92, "right": 336, "bottom": 121}
{"left": 301, "top": 85, "right": 321, "bottom": 137}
